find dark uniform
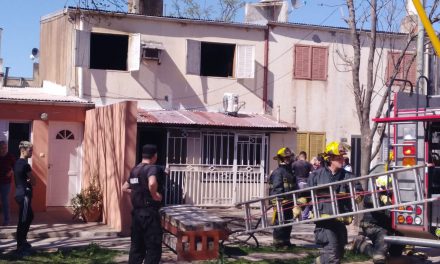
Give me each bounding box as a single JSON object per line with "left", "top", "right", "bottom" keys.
{"left": 14, "top": 158, "right": 34, "bottom": 251}
{"left": 308, "top": 167, "right": 362, "bottom": 264}
{"left": 292, "top": 159, "right": 313, "bottom": 219}
{"left": 269, "top": 163, "right": 297, "bottom": 246}
{"left": 128, "top": 163, "right": 164, "bottom": 264}
{"left": 356, "top": 185, "right": 404, "bottom": 263}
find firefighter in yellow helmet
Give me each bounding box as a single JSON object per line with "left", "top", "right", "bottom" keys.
{"left": 349, "top": 174, "right": 404, "bottom": 263}
{"left": 307, "top": 142, "right": 363, "bottom": 264}
{"left": 269, "top": 147, "right": 298, "bottom": 249}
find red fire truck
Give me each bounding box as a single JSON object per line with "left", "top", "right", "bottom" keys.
{"left": 373, "top": 77, "right": 440, "bottom": 247}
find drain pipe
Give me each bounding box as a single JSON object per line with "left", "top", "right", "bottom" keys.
{"left": 77, "top": 16, "right": 84, "bottom": 99}
{"left": 263, "top": 25, "right": 270, "bottom": 113}
{"left": 277, "top": 105, "right": 280, "bottom": 123}
{"left": 292, "top": 106, "right": 296, "bottom": 125}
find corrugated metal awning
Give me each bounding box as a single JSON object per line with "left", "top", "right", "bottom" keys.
{"left": 0, "top": 87, "right": 94, "bottom": 106}
{"left": 138, "top": 109, "right": 296, "bottom": 130}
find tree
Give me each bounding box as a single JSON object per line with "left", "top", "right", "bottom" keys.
{"left": 343, "top": 0, "right": 439, "bottom": 177}
{"left": 169, "top": 0, "right": 245, "bottom": 22}
{"left": 72, "top": 0, "right": 246, "bottom": 22}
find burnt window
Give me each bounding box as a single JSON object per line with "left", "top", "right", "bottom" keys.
{"left": 90, "top": 33, "right": 129, "bottom": 70}
{"left": 200, "top": 42, "right": 235, "bottom": 77}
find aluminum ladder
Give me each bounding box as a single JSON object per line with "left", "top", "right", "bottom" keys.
{"left": 236, "top": 165, "right": 438, "bottom": 235}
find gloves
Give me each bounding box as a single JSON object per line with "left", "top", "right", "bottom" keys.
{"left": 380, "top": 195, "right": 391, "bottom": 205}
{"left": 297, "top": 197, "right": 307, "bottom": 205}
{"left": 337, "top": 216, "right": 353, "bottom": 225}
{"left": 293, "top": 206, "right": 302, "bottom": 219}
{"left": 355, "top": 195, "right": 363, "bottom": 204}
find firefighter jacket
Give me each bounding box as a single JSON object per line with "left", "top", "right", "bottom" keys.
{"left": 307, "top": 167, "right": 363, "bottom": 216}
{"left": 269, "top": 164, "right": 297, "bottom": 199}
{"left": 363, "top": 186, "right": 393, "bottom": 230}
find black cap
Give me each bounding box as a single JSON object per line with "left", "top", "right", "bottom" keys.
{"left": 142, "top": 144, "right": 157, "bottom": 159}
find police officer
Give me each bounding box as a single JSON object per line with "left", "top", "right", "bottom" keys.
{"left": 308, "top": 142, "right": 363, "bottom": 264}
{"left": 122, "top": 144, "right": 164, "bottom": 264}
{"left": 269, "top": 147, "right": 297, "bottom": 248}
{"left": 351, "top": 175, "right": 404, "bottom": 263}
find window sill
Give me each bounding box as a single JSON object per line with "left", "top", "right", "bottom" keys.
{"left": 293, "top": 78, "right": 328, "bottom": 81}
{"left": 89, "top": 68, "right": 130, "bottom": 73}
{"left": 199, "top": 75, "right": 237, "bottom": 80}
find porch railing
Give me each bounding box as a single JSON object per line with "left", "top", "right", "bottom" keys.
{"left": 165, "top": 164, "right": 265, "bottom": 206}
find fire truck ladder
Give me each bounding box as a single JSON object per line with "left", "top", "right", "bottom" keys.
{"left": 236, "top": 165, "right": 438, "bottom": 235}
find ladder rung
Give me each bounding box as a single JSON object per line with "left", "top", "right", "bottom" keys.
{"left": 391, "top": 143, "right": 416, "bottom": 147}
{"left": 399, "top": 187, "right": 416, "bottom": 191}
{"left": 390, "top": 210, "right": 413, "bottom": 213}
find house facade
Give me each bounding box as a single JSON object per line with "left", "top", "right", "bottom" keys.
{"left": 31, "top": 6, "right": 417, "bottom": 231}
{"left": 268, "top": 22, "right": 417, "bottom": 174}
{"left": 0, "top": 85, "right": 93, "bottom": 212}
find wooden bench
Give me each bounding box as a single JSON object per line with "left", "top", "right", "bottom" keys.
{"left": 160, "top": 205, "right": 229, "bottom": 261}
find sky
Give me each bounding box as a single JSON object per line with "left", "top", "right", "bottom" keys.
{"left": 0, "top": 0, "right": 372, "bottom": 78}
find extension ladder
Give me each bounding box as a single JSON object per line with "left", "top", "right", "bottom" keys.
{"left": 236, "top": 165, "right": 438, "bottom": 235}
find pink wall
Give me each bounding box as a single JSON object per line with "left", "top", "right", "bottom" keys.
{"left": 0, "top": 103, "right": 89, "bottom": 212}
{"left": 83, "top": 101, "right": 137, "bottom": 233}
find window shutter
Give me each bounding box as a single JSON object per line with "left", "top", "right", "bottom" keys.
{"left": 294, "top": 45, "right": 311, "bottom": 79}
{"left": 387, "top": 52, "right": 408, "bottom": 86}
{"left": 309, "top": 133, "right": 325, "bottom": 159}
{"left": 403, "top": 54, "right": 417, "bottom": 86}
{"left": 0, "top": 120, "right": 8, "bottom": 142}
{"left": 311, "top": 47, "right": 328, "bottom": 80}
{"left": 296, "top": 133, "right": 309, "bottom": 155}
{"left": 127, "top": 33, "right": 141, "bottom": 71}
{"left": 186, "top": 39, "right": 201, "bottom": 75}
{"left": 235, "top": 45, "right": 255, "bottom": 79}
{"left": 75, "top": 30, "right": 90, "bottom": 68}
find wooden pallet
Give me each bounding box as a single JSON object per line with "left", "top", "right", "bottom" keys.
{"left": 160, "top": 205, "right": 229, "bottom": 261}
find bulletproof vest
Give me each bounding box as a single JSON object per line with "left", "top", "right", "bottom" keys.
{"left": 129, "top": 164, "right": 161, "bottom": 209}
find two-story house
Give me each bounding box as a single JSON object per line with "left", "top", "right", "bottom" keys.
{"left": 27, "top": 1, "right": 416, "bottom": 232}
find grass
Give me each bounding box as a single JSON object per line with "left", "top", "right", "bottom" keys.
{"left": 0, "top": 243, "right": 121, "bottom": 264}
{"left": 204, "top": 245, "right": 370, "bottom": 264}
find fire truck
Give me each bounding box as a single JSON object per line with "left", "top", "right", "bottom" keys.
{"left": 372, "top": 76, "right": 440, "bottom": 247}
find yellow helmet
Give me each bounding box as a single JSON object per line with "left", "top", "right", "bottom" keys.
{"left": 324, "top": 141, "right": 351, "bottom": 156}
{"left": 273, "top": 147, "right": 294, "bottom": 160}
{"left": 376, "top": 175, "right": 392, "bottom": 188}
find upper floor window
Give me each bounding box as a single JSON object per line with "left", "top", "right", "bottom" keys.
{"left": 75, "top": 31, "right": 141, "bottom": 72}
{"left": 186, "top": 40, "right": 255, "bottom": 79}
{"left": 294, "top": 45, "right": 328, "bottom": 81}
{"left": 90, "top": 33, "right": 129, "bottom": 71}
{"left": 386, "top": 52, "right": 416, "bottom": 87}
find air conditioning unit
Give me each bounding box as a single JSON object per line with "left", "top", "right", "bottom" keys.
{"left": 223, "top": 93, "right": 239, "bottom": 116}
{"left": 141, "top": 42, "right": 164, "bottom": 64}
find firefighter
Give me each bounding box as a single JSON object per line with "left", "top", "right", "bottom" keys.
{"left": 308, "top": 142, "right": 363, "bottom": 264}
{"left": 351, "top": 175, "right": 404, "bottom": 263}
{"left": 269, "top": 147, "right": 298, "bottom": 248}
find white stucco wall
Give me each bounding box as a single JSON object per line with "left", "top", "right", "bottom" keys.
{"left": 268, "top": 24, "right": 416, "bottom": 146}
{"left": 75, "top": 14, "right": 267, "bottom": 114}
